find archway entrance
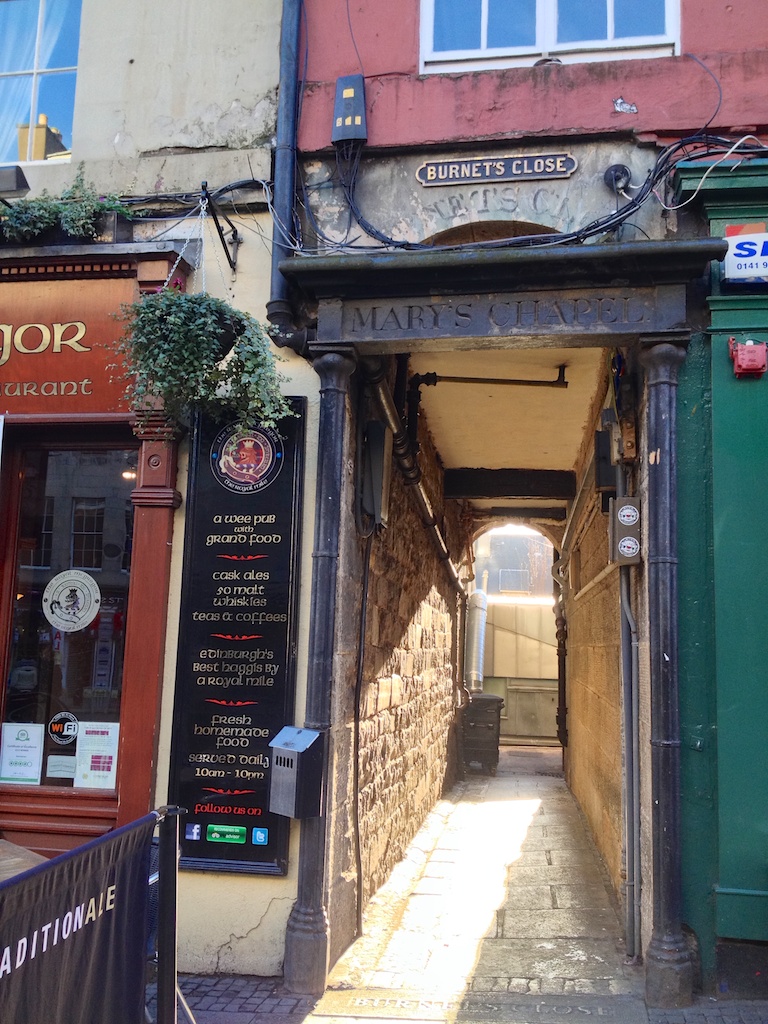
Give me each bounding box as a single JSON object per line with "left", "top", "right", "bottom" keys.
{"left": 279, "top": 236, "right": 724, "bottom": 999}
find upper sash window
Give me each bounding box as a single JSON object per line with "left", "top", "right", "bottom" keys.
{"left": 422, "top": 0, "right": 678, "bottom": 72}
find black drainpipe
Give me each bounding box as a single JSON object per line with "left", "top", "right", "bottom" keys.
{"left": 269, "top": 3, "right": 349, "bottom": 994}
{"left": 267, "top": 0, "right": 307, "bottom": 353}
{"left": 283, "top": 350, "right": 357, "bottom": 994}
{"left": 640, "top": 334, "right": 694, "bottom": 1009}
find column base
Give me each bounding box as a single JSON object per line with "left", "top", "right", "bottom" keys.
{"left": 283, "top": 903, "right": 330, "bottom": 995}
{"left": 645, "top": 935, "right": 695, "bottom": 1008}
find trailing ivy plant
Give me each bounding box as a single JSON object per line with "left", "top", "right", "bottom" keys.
{"left": 58, "top": 168, "right": 131, "bottom": 239}
{"left": 0, "top": 191, "right": 60, "bottom": 242}
{"left": 114, "top": 287, "right": 293, "bottom": 429}
{"left": 0, "top": 166, "right": 131, "bottom": 243}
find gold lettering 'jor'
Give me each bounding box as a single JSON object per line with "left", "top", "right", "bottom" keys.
{"left": 0, "top": 321, "right": 89, "bottom": 367}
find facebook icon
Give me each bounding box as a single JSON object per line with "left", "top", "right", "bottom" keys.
{"left": 185, "top": 823, "right": 202, "bottom": 841}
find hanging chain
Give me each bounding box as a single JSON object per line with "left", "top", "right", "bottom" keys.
{"left": 161, "top": 185, "right": 234, "bottom": 294}
{"left": 191, "top": 197, "right": 208, "bottom": 294}
{"left": 162, "top": 229, "right": 192, "bottom": 290}
{"left": 161, "top": 195, "right": 209, "bottom": 291}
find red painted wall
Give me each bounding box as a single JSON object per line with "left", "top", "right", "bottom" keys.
{"left": 298, "top": 0, "right": 768, "bottom": 152}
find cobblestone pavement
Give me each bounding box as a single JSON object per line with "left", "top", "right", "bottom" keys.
{"left": 148, "top": 748, "right": 768, "bottom": 1024}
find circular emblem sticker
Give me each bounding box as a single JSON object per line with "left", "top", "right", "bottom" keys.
{"left": 618, "top": 536, "right": 641, "bottom": 558}
{"left": 42, "top": 570, "right": 101, "bottom": 633}
{"left": 210, "top": 424, "right": 284, "bottom": 494}
{"left": 617, "top": 503, "right": 640, "bottom": 526}
{"left": 48, "top": 711, "right": 79, "bottom": 745}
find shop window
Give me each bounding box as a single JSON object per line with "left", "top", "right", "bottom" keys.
{"left": 1, "top": 446, "right": 135, "bottom": 790}
{"left": 422, "top": 0, "right": 678, "bottom": 71}
{"left": 0, "top": 0, "right": 82, "bottom": 164}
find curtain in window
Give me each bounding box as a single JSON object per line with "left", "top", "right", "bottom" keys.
{"left": 0, "top": 0, "right": 80, "bottom": 163}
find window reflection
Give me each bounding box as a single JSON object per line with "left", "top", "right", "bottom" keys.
{"left": 0, "top": 0, "right": 82, "bottom": 163}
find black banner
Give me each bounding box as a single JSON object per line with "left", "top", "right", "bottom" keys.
{"left": 169, "top": 404, "right": 304, "bottom": 873}
{"left": 0, "top": 813, "right": 156, "bottom": 1024}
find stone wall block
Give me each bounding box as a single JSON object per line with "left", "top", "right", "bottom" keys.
{"left": 362, "top": 683, "right": 379, "bottom": 720}
{"left": 390, "top": 673, "right": 404, "bottom": 704}
{"left": 377, "top": 676, "right": 392, "bottom": 713}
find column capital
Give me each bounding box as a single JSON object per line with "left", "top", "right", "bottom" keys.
{"left": 640, "top": 332, "right": 690, "bottom": 367}
{"left": 311, "top": 348, "right": 357, "bottom": 388}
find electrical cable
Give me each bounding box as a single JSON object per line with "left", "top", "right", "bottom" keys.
{"left": 103, "top": 127, "right": 768, "bottom": 260}
{"left": 652, "top": 134, "right": 765, "bottom": 211}
{"left": 354, "top": 389, "right": 377, "bottom": 540}
{"left": 327, "top": 130, "right": 768, "bottom": 255}
{"left": 352, "top": 529, "right": 375, "bottom": 938}
{"left": 346, "top": 0, "right": 365, "bottom": 76}
{"left": 685, "top": 52, "right": 724, "bottom": 133}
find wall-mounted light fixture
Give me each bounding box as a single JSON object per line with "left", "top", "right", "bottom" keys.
{"left": 0, "top": 166, "right": 30, "bottom": 209}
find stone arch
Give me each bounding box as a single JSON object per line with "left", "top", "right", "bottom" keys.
{"left": 421, "top": 218, "right": 556, "bottom": 247}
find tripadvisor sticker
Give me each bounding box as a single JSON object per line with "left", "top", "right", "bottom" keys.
{"left": 48, "top": 711, "right": 79, "bottom": 745}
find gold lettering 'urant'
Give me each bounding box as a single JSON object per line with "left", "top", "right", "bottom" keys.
{"left": 0, "top": 322, "right": 89, "bottom": 367}
{"left": 2, "top": 379, "right": 94, "bottom": 397}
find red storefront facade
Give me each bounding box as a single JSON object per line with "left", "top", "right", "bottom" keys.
{"left": 0, "top": 246, "right": 187, "bottom": 855}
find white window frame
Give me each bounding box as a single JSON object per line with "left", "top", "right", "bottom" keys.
{"left": 421, "top": 0, "right": 679, "bottom": 73}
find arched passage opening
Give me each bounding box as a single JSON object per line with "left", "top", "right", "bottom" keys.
{"left": 470, "top": 523, "right": 560, "bottom": 749}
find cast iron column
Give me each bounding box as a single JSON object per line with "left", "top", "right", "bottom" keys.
{"left": 283, "top": 349, "right": 356, "bottom": 994}
{"left": 640, "top": 334, "right": 693, "bottom": 1008}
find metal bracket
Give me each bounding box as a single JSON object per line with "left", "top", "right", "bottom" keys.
{"left": 201, "top": 182, "right": 241, "bottom": 273}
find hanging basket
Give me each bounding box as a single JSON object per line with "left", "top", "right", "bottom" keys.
{"left": 114, "top": 289, "right": 293, "bottom": 428}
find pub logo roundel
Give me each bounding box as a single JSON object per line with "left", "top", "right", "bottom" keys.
{"left": 42, "top": 570, "right": 101, "bottom": 633}
{"left": 209, "top": 423, "right": 284, "bottom": 494}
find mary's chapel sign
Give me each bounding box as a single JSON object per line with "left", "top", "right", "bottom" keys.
{"left": 318, "top": 286, "right": 687, "bottom": 351}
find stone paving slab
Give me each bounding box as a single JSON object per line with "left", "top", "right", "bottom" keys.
{"left": 498, "top": 906, "right": 621, "bottom": 938}
{"left": 467, "top": 937, "right": 637, "bottom": 982}
{"left": 458, "top": 992, "right": 650, "bottom": 1024}
{"left": 147, "top": 977, "right": 768, "bottom": 1024}
{"left": 505, "top": 865, "right": 606, "bottom": 885}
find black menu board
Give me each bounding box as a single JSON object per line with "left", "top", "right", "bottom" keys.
{"left": 168, "top": 403, "right": 304, "bottom": 873}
